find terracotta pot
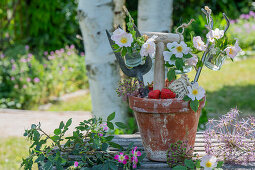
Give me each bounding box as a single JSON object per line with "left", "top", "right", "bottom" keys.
{"left": 129, "top": 96, "right": 205, "bottom": 162}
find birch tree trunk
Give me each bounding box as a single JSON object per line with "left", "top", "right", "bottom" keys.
{"left": 138, "top": 0, "right": 173, "bottom": 85}
{"left": 78, "top": 0, "right": 128, "bottom": 122}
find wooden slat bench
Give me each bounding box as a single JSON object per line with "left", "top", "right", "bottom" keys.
{"left": 112, "top": 132, "right": 255, "bottom": 170}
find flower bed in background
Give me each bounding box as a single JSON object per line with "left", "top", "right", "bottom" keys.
{"left": 0, "top": 45, "right": 87, "bottom": 109}
{"left": 229, "top": 11, "right": 255, "bottom": 51}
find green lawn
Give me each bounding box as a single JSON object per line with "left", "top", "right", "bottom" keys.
{"left": 0, "top": 137, "right": 37, "bottom": 170}
{"left": 47, "top": 93, "right": 92, "bottom": 111}
{"left": 188, "top": 57, "right": 255, "bottom": 116}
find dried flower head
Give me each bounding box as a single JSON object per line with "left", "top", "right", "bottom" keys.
{"left": 205, "top": 6, "right": 212, "bottom": 15}
{"left": 204, "top": 108, "right": 255, "bottom": 164}
{"left": 116, "top": 78, "right": 140, "bottom": 101}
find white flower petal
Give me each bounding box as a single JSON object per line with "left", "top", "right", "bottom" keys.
{"left": 163, "top": 51, "right": 172, "bottom": 61}
{"left": 175, "top": 52, "right": 183, "bottom": 58}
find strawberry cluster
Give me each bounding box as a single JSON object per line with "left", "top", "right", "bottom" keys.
{"left": 148, "top": 88, "right": 176, "bottom": 99}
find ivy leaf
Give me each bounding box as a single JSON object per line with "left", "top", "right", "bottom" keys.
{"left": 114, "top": 48, "right": 121, "bottom": 53}
{"left": 175, "top": 58, "right": 185, "bottom": 71}
{"left": 127, "top": 142, "right": 134, "bottom": 151}
{"left": 51, "top": 135, "right": 60, "bottom": 142}
{"left": 183, "top": 95, "right": 191, "bottom": 101}
{"left": 54, "top": 129, "right": 61, "bottom": 135}
{"left": 196, "top": 60, "right": 203, "bottom": 69}
{"left": 172, "top": 165, "right": 187, "bottom": 170}
{"left": 115, "top": 122, "right": 127, "bottom": 129}
{"left": 107, "top": 122, "right": 114, "bottom": 130}
{"left": 184, "top": 159, "right": 195, "bottom": 168}
{"left": 183, "top": 53, "right": 193, "bottom": 58}
{"left": 107, "top": 112, "right": 115, "bottom": 122}
{"left": 217, "top": 161, "right": 224, "bottom": 168}
{"left": 190, "top": 99, "right": 199, "bottom": 112}
{"left": 167, "top": 69, "right": 176, "bottom": 82}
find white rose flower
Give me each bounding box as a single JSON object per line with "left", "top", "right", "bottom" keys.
{"left": 212, "top": 28, "right": 224, "bottom": 40}
{"left": 200, "top": 155, "right": 218, "bottom": 170}
{"left": 163, "top": 51, "right": 175, "bottom": 65}
{"left": 111, "top": 28, "right": 126, "bottom": 42}
{"left": 224, "top": 39, "right": 242, "bottom": 59}
{"left": 206, "top": 28, "right": 224, "bottom": 43}
{"left": 193, "top": 36, "right": 206, "bottom": 51}
{"left": 187, "top": 82, "right": 205, "bottom": 101}
{"left": 140, "top": 35, "right": 158, "bottom": 57}
{"left": 114, "top": 32, "right": 133, "bottom": 47}
{"left": 186, "top": 53, "right": 198, "bottom": 66}
{"left": 167, "top": 42, "right": 178, "bottom": 51}
{"left": 171, "top": 41, "right": 190, "bottom": 58}
{"left": 206, "top": 30, "right": 215, "bottom": 43}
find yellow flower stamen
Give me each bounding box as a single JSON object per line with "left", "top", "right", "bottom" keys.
{"left": 192, "top": 89, "right": 198, "bottom": 95}
{"left": 176, "top": 46, "right": 183, "bottom": 53}
{"left": 229, "top": 48, "right": 234, "bottom": 55}
{"left": 146, "top": 44, "right": 151, "bottom": 50}
{"left": 206, "top": 161, "right": 212, "bottom": 167}
{"left": 120, "top": 37, "right": 128, "bottom": 44}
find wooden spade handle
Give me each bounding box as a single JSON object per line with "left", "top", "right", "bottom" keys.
{"left": 153, "top": 42, "right": 165, "bottom": 91}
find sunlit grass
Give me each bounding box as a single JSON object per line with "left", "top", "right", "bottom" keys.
{"left": 0, "top": 137, "right": 37, "bottom": 170}
{"left": 47, "top": 93, "right": 92, "bottom": 111}
{"left": 187, "top": 57, "right": 255, "bottom": 116}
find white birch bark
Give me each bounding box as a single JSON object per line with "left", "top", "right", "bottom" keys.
{"left": 78, "top": 0, "right": 128, "bottom": 122}
{"left": 138, "top": 0, "right": 173, "bottom": 85}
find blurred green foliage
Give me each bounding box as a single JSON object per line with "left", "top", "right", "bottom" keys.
{"left": 0, "top": 0, "right": 82, "bottom": 53}
{"left": 1, "top": 0, "right": 253, "bottom": 53}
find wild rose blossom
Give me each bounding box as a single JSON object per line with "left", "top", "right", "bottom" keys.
{"left": 187, "top": 82, "right": 205, "bottom": 101}
{"left": 114, "top": 152, "right": 129, "bottom": 164}
{"left": 200, "top": 155, "right": 218, "bottom": 170}
{"left": 163, "top": 51, "right": 175, "bottom": 65}
{"left": 224, "top": 39, "right": 242, "bottom": 59}
{"left": 193, "top": 36, "right": 206, "bottom": 51}
{"left": 111, "top": 28, "right": 133, "bottom": 47}
{"left": 74, "top": 161, "right": 79, "bottom": 168}
{"left": 140, "top": 35, "right": 158, "bottom": 57}
{"left": 185, "top": 54, "right": 198, "bottom": 67}
{"left": 206, "top": 28, "right": 224, "bottom": 43}
{"left": 168, "top": 41, "right": 190, "bottom": 58}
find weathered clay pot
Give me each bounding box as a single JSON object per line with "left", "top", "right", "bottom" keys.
{"left": 129, "top": 96, "right": 205, "bottom": 162}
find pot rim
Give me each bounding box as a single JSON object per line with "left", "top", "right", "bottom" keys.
{"left": 129, "top": 95, "right": 206, "bottom": 114}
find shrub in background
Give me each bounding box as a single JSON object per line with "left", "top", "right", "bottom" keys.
{"left": 0, "top": 45, "right": 87, "bottom": 109}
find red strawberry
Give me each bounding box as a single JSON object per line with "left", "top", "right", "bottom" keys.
{"left": 161, "top": 88, "right": 176, "bottom": 99}
{"left": 148, "top": 90, "right": 161, "bottom": 99}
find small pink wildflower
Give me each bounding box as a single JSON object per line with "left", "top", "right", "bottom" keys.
{"left": 11, "top": 77, "right": 15, "bottom": 81}
{"left": 44, "top": 51, "right": 48, "bottom": 56}
{"left": 132, "top": 146, "right": 142, "bottom": 158}
{"left": 33, "top": 77, "right": 40, "bottom": 83}
{"left": 67, "top": 51, "right": 71, "bottom": 56}
{"left": 28, "top": 53, "right": 33, "bottom": 58}
{"left": 60, "top": 48, "right": 65, "bottom": 53}
{"left": 70, "top": 44, "right": 75, "bottom": 49}
{"left": 0, "top": 54, "right": 4, "bottom": 58}
{"left": 14, "top": 84, "right": 18, "bottom": 89}
{"left": 68, "top": 67, "right": 73, "bottom": 71}
{"left": 80, "top": 52, "right": 85, "bottom": 56}
{"left": 50, "top": 51, "right": 54, "bottom": 55}
{"left": 98, "top": 133, "right": 103, "bottom": 137}
{"left": 74, "top": 161, "right": 79, "bottom": 168}
{"left": 23, "top": 85, "right": 27, "bottom": 89}
{"left": 27, "top": 78, "right": 31, "bottom": 82}
{"left": 114, "top": 152, "right": 129, "bottom": 164}
{"left": 100, "top": 123, "right": 108, "bottom": 132}
{"left": 25, "top": 45, "right": 29, "bottom": 51}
